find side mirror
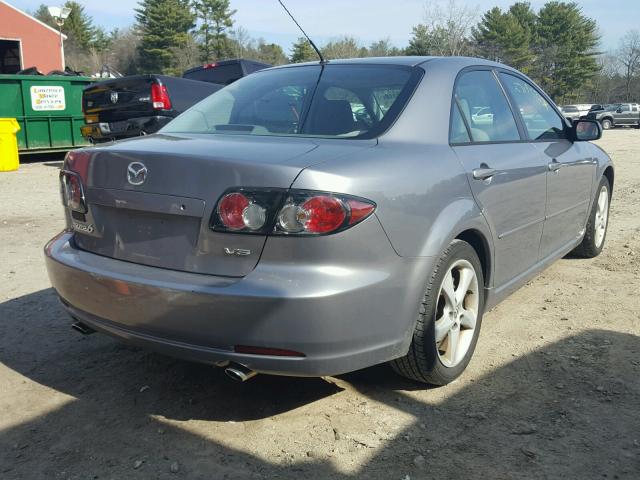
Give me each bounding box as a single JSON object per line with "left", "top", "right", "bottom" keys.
{"left": 616, "top": 108, "right": 622, "bottom": 113}
{"left": 572, "top": 119, "right": 601, "bottom": 142}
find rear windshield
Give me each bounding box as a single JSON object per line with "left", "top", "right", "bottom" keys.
{"left": 163, "top": 64, "right": 422, "bottom": 139}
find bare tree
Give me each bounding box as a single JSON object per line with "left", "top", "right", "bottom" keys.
{"left": 422, "top": 0, "right": 479, "bottom": 56}
{"left": 169, "top": 34, "right": 201, "bottom": 74}
{"left": 617, "top": 30, "right": 640, "bottom": 101}
{"left": 229, "top": 26, "right": 252, "bottom": 58}
{"left": 591, "top": 53, "right": 621, "bottom": 103}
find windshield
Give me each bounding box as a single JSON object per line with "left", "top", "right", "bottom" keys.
{"left": 162, "top": 64, "right": 422, "bottom": 139}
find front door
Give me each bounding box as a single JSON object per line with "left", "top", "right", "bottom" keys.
{"left": 615, "top": 104, "right": 633, "bottom": 125}
{"left": 499, "top": 73, "right": 596, "bottom": 259}
{"left": 450, "top": 69, "right": 547, "bottom": 288}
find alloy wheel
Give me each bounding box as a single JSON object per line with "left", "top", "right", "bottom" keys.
{"left": 434, "top": 259, "right": 479, "bottom": 368}
{"left": 594, "top": 186, "right": 609, "bottom": 248}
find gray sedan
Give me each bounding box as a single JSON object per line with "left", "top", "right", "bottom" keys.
{"left": 45, "top": 57, "right": 613, "bottom": 385}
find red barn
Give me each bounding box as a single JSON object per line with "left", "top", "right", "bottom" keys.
{"left": 0, "top": 0, "right": 67, "bottom": 74}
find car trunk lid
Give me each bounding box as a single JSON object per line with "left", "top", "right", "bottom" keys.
{"left": 65, "top": 134, "right": 337, "bottom": 277}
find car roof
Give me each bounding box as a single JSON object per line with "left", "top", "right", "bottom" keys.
{"left": 271, "top": 56, "right": 514, "bottom": 70}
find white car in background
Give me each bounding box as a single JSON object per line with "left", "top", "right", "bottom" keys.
{"left": 472, "top": 106, "right": 494, "bottom": 125}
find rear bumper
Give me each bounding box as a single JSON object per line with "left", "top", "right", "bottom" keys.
{"left": 80, "top": 115, "right": 173, "bottom": 142}
{"left": 45, "top": 231, "right": 434, "bottom": 376}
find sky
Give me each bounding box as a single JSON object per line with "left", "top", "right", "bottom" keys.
{"left": 10, "top": 0, "right": 640, "bottom": 54}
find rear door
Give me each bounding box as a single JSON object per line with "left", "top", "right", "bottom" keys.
{"left": 498, "top": 72, "right": 596, "bottom": 260}
{"left": 450, "top": 69, "right": 547, "bottom": 288}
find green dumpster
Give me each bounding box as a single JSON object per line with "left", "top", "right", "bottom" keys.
{"left": 0, "top": 74, "right": 94, "bottom": 154}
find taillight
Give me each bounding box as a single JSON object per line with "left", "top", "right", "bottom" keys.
{"left": 60, "top": 170, "right": 87, "bottom": 213}
{"left": 210, "top": 188, "right": 376, "bottom": 236}
{"left": 151, "top": 83, "right": 172, "bottom": 110}
{"left": 218, "top": 192, "right": 264, "bottom": 231}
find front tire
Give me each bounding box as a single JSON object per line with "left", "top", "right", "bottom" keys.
{"left": 572, "top": 176, "right": 611, "bottom": 258}
{"left": 391, "top": 240, "right": 484, "bottom": 385}
{"left": 601, "top": 119, "right": 612, "bottom": 130}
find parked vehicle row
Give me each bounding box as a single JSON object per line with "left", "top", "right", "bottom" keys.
{"left": 47, "top": 56, "right": 613, "bottom": 386}
{"left": 560, "top": 103, "right": 640, "bottom": 130}
{"left": 80, "top": 59, "right": 270, "bottom": 143}
{"left": 584, "top": 103, "right": 640, "bottom": 130}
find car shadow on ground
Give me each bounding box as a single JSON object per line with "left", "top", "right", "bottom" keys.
{"left": 1, "top": 288, "right": 638, "bottom": 479}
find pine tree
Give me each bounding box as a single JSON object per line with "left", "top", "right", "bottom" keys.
{"left": 368, "top": 39, "right": 393, "bottom": 57}
{"left": 193, "top": 0, "right": 236, "bottom": 62}
{"left": 33, "top": 4, "right": 57, "bottom": 29}
{"left": 33, "top": 2, "right": 95, "bottom": 50}
{"left": 62, "top": 2, "right": 96, "bottom": 50}
{"left": 255, "top": 42, "right": 288, "bottom": 65}
{"left": 322, "top": 37, "right": 364, "bottom": 60}
{"left": 473, "top": 7, "right": 534, "bottom": 72}
{"left": 135, "top": 0, "right": 195, "bottom": 73}
{"left": 405, "top": 25, "right": 454, "bottom": 56}
{"left": 535, "top": 1, "right": 600, "bottom": 100}
{"left": 509, "top": 2, "right": 537, "bottom": 39}
{"left": 289, "top": 37, "right": 317, "bottom": 63}
{"left": 405, "top": 25, "right": 431, "bottom": 56}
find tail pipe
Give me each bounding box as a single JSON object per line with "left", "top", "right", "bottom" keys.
{"left": 224, "top": 363, "right": 257, "bottom": 382}
{"left": 71, "top": 321, "right": 96, "bottom": 335}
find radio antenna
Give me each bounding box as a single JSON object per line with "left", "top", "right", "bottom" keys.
{"left": 277, "top": 0, "right": 326, "bottom": 64}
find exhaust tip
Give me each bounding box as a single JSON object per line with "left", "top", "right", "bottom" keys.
{"left": 71, "top": 321, "right": 96, "bottom": 335}
{"left": 224, "top": 364, "right": 257, "bottom": 382}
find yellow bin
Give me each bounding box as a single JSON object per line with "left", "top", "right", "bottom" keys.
{"left": 0, "top": 118, "right": 21, "bottom": 172}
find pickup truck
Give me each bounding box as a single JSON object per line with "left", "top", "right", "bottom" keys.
{"left": 585, "top": 103, "right": 640, "bottom": 130}
{"left": 559, "top": 105, "right": 582, "bottom": 122}
{"left": 80, "top": 59, "right": 271, "bottom": 143}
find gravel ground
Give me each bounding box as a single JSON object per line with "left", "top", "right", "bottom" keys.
{"left": 1, "top": 131, "right": 639, "bottom": 479}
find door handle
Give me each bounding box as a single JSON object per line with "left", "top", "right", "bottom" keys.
{"left": 472, "top": 167, "right": 496, "bottom": 180}
{"left": 548, "top": 160, "right": 564, "bottom": 172}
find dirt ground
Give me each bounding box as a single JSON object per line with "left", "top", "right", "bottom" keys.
{"left": 1, "top": 130, "right": 639, "bottom": 480}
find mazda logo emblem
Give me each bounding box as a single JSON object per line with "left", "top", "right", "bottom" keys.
{"left": 110, "top": 91, "right": 118, "bottom": 104}
{"left": 127, "top": 162, "right": 148, "bottom": 185}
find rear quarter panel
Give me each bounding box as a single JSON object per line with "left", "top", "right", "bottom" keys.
{"left": 291, "top": 141, "right": 493, "bottom": 271}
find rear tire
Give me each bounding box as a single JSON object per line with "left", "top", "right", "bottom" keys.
{"left": 391, "top": 240, "right": 485, "bottom": 385}
{"left": 601, "top": 119, "right": 612, "bottom": 130}
{"left": 572, "top": 176, "right": 611, "bottom": 258}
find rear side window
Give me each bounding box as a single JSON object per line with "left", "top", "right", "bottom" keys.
{"left": 453, "top": 70, "right": 520, "bottom": 143}
{"left": 450, "top": 103, "right": 471, "bottom": 143}
{"left": 499, "top": 73, "right": 565, "bottom": 141}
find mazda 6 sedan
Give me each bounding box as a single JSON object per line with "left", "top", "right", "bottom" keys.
{"left": 45, "top": 57, "right": 613, "bottom": 385}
